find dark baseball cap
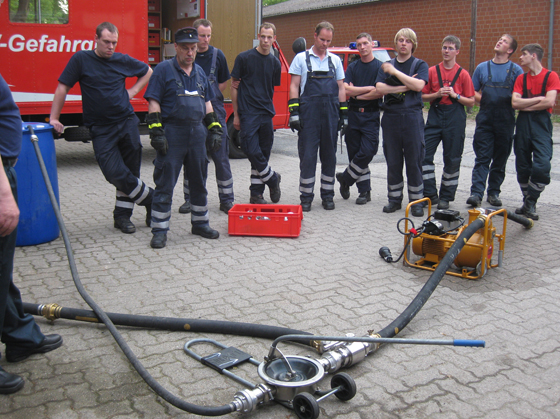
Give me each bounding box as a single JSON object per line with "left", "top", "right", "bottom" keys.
{"left": 175, "top": 27, "right": 199, "bottom": 43}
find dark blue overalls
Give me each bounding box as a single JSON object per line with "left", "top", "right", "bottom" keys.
{"left": 298, "top": 52, "right": 339, "bottom": 203}
{"left": 470, "top": 61, "right": 516, "bottom": 199}
{"left": 90, "top": 115, "right": 153, "bottom": 220}
{"left": 1, "top": 164, "right": 44, "bottom": 351}
{"left": 382, "top": 58, "right": 425, "bottom": 205}
{"left": 422, "top": 66, "right": 467, "bottom": 202}
{"left": 514, "top": 71, "right": 553, "bottom": 202}
{"left": 183, "top": 48, "right": 234, "bottom": 205}
{"left": 151, "top": 61, "right": 209, "bottom": 233}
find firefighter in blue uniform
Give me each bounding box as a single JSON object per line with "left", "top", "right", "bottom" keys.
{"left": 466, "top": 34, "right": 523, "bottom": 208}
{"left": 512, "top": 43, "right": 560, "bottom": 220}
{"left": 289, "top": 21, "right": 347, "bottom": 212}
{"left": 336, "top": 33, "right": 383, "bottom": 206}
{"left": 50, "top": 22, "right": 154, "bottom": 234}
{"left": 179, "top": 19, "right": 235, "bottom": 215}
{"left": 1, "top": 73, "right": 62, "bottom": 394}
{"left": 421, "top": 35, "right": 475, "bottom": 210}
{"left": 144, "top": 27, "right": 223, "bottom": 248}
{"left": 230, "top": 23, "right": 282, "bottom": 206}
{"left": 375, "top": 28, "right": 429, "bottom": 217}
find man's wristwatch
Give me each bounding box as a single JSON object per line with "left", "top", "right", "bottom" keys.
{"left": 456, "top": 94, "right": 461, "bottom": 101}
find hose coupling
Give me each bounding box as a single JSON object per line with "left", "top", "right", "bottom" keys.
{"left": 319, "top": 336, "right": 374, "bottom": 373}
{"left": 38, "top": 303, "right": 63, "bottom": 321}
{"left": 232, "top": 384, "right": 275, "bottom": 413}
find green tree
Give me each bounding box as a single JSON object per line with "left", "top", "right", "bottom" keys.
{"left": 263, "top": 0, "right": 289, "bottom": 6}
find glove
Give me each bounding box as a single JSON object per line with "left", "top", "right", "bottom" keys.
{"left": 147, "top": 112, "right": 168, "bottom": 155}
{"left": 204, "top": 112, "right": 223, "bottom": 153}
{"left": 288, "top": 98, "right": 302, "bottom": 132}
{"left": 338, "top": 101, "right": 348, "bottom": 136}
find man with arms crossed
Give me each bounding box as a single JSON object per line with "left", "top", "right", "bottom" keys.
{"left": 336, "top": 33, "right": 383, "bottom": 206}
{"left": 375, "top": 28, "right": 429, "bottom": 217}
{"left": 511, "top": 43, "right": 560, "bottom": 220}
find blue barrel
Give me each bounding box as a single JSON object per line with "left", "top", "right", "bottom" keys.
{"left": 15, "top": 123, "right": 60, "bottom": 246}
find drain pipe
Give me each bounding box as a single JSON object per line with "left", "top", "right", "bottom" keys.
{"left": 549, "top": 0, "right": 555, "bottom": 70}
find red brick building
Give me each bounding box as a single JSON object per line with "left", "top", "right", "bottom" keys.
{"left": 264, "top": 0, "right": 560, "bottom": 113}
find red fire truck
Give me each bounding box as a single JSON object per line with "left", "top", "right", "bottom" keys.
{"left": 1, "top": 0, "right": 394, "bottom": 158}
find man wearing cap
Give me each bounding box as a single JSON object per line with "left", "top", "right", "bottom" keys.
{"left": 1, "top": 73, "right": 63, "bottom": 394}
{"left": 178, "top": 19, "right": 235, "bottom": 215}
{"left": 144, "top": 27, "right": 223, "bottom": 248}
{"left": 50, "top": 22, "right": 154, "bottom": 234}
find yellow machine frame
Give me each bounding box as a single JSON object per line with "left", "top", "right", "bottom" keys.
{"left": 402, "top": 198, "right": 508, "bottom": 279}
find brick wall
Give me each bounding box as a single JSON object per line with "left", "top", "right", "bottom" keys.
{"left": 266, "top": 0, "right": 560, "bottom": 113}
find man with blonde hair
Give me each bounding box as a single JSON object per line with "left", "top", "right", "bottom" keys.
{"left": 375, "top": 28, "right": 429, "bottom": 217}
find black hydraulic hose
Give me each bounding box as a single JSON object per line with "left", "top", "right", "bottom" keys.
{"left": 22, "top": 302, "right": 312, "bottom": 343}
{"left": 495, "top": 209, "right": 534, "bottom": 229}
{"left": 26, "top": 127, "right": 234, "bottom": 416}
{"left": 377, "top": 217, "right": 486, "bottom": 339}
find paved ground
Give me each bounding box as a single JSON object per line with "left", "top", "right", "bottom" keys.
{"left": 2, "top": 115, "right": 559, "bottom": 419}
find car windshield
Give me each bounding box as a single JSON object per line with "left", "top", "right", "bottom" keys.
{"left": 373, "top": 50, "right": 394, "bottom": 62}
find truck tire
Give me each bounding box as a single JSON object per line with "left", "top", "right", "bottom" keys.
{"left": 227, "top": 117, "right": 246, "bottom": 159}
{"left": 64, "top": 126, "right": 91, "bottom": 143}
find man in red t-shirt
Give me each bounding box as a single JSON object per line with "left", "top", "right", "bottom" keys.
{"left": 512, "top": 43, "right": 560, "bottom": 220}
{"left": 421, "top": 35, "right": 475, "bottom": 209}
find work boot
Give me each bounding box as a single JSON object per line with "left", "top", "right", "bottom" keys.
{"left": 336, "top": 173, "right": 350, "bottom": 200}
{"left": 382, "top": 201, "right": 401, "bottom": 213}
{"left": 322, "top": 198, "right": 335, "bottom": 210}
{"left": 487, "top": 195, "right": 502, "bottom": 207}
{"left": 466, "top": 195, "right": 481, "bottom": 207}
{"left": 356, "top": 191, "right": 371, "bottom": 205}
{"left": 250, "top": 195, "right": 267, "bottom": 204}
{"left": 192, "top": 224, "right": 220, "bottom": 239}
{"left": 219, "top": 202, "right": 234, "bottom": 214}
{"left": 179, "top": 200, "right": 192, "bottom": 214}
{"left": 114, "top": 218, "right": 136, "bottom": 234}
{"left": 437, "top": 200, "right": 449, "bottom": 210}
{"left": 0, "top": 367, "right": 24, "bottom": 394}
{"left": 425, "top": 194, "right": 439, "bottom": 205}
{"left": 269, "top": 173, "right": 281, "bottom": 203}
{"left": 6, "top": 334, "right": 63, "bottom": 363}
{"left": 519, "top": 198, "right": 539, "bottom": 220}
{"left": 300, "top": 201, "right": 312, "bottom": 212}
{"left": 411, "top": 204, "right": 424, "bottom": 217}
{"left": 150, "top": 232, "right": 167, "bottom": 249}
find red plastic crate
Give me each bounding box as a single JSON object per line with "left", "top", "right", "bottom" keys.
{"left": 148, "top": 33, "right": 159, "bottom": 46}
{"left": 148, "top": 0, "right": 160, "bottom": 11}
{"left": 148, "top": 49, "right": 160, "bottom": 63}
{"left": 148, "top": 15, "right": 159, "bottom": 29}
{"left": 228, "top": 204, "right": 303, "bottom": 237}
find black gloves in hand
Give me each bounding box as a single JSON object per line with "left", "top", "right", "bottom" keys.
{"left": 288, "top": 98, "right": 302, "bottom": 132}
{"left": 147, "top": 112, "right": 168, "bottom": 155}
{"left": 338, "top": 102, "right": 348, "bottom": 136}
{"left": 204, "top": 112, "right": 223, "bottom": 153}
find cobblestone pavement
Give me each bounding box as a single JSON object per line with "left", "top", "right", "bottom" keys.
{"left": 2, "top": 116, "right": 559, "bottom": 419}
